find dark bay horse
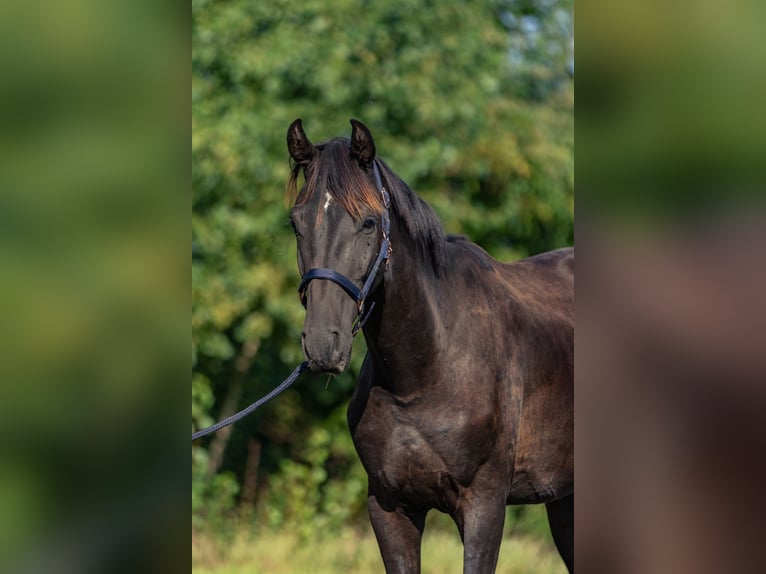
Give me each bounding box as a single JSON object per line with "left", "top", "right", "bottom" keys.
{"left": 286, "top": 119, "right": 573, "bottom": 573}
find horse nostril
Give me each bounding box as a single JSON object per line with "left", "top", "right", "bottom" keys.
{"left": 301, "top": 331, "right": 309, "bottom": 356}
{"left": 329, "top": 329, "right": 344, "bottom": 358}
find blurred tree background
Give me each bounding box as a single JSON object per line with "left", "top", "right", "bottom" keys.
{"left": 192, "top": 0, "right": 572, "bottom": 569}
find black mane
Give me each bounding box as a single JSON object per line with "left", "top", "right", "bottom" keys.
{"left": 375, "top": 158, "right": 449, "bottom": 276}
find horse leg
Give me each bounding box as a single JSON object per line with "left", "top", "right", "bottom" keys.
{"left": 454, "top": 497, "right": 506, "bottom": 574}
{"left": 545, "top": 494, "right": 574, "bottom": 573}
{"left": 368, "top": 492, "right": 426, "bottom": 574}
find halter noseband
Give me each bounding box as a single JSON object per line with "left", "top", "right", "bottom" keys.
{"left": 297, "top": 161, "right": 392, "bottom": 336}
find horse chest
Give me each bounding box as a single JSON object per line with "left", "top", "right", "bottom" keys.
{"left": 350, "top": 388, "right": 494, "bottom": 507}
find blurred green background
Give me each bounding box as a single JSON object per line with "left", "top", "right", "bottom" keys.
{"left": 1, "top": 0, "right": 763, "bottom": 570}
{"left": 0, "top": 1, "right": 185, "bottom": 573}
{"left": 192, "top": 0, "right": 572, "bottom": 572}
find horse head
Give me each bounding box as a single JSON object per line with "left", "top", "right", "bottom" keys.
{"left": 287, "top": 118, "right": 390, "bottom": 373}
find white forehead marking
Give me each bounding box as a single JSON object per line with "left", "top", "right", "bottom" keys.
{"left": 323, "top": 192, "right": 333, "bottom": 212}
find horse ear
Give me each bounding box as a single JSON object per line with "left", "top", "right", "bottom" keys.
{"left": 287, "top": 118, "right": 315, "bottom": 165}
{"left": 349, "top": 119, "right": 376, "bottom": 166}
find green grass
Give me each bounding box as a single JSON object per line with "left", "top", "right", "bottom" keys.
{"left": 193, "top": 512, "right": 566, "bottom": 574}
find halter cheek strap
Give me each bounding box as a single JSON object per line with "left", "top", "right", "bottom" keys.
{"left": 298, "top": 161, "right": 392, "bottom": 336}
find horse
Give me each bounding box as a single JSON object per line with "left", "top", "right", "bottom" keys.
{"left": 286, "top": 118, "right": 574, "bottom": 573}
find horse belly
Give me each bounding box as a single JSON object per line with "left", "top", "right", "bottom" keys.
{"left": 507, "top": 466, "right": 573, "bottom": 504}
{"left": 508, "top": 410, "right": 574, "bottom": 503}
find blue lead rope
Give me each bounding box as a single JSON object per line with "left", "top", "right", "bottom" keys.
{"left": 192, "top": 361, "right": 309, "bottom": 441}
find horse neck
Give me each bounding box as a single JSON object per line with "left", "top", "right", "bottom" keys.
{"left": 362, "top": 221, "right": 445, "bottom": 396}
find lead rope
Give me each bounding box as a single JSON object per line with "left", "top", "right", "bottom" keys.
{"left": 192, "top": 361, "right": 309, "bottom": 441}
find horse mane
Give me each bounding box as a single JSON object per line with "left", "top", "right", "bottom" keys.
{"left": 376, "top": 158, "right": 448, "bottom": 276}
{"left": 286, "top": 138, "right": 449, "bottom": 276}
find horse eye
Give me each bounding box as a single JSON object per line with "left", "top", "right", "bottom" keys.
{"left": 361, "top": 217, "right": 377, "bottom": 232}
{"left": 289, "top": 218, "right": 301, "bottom": 237}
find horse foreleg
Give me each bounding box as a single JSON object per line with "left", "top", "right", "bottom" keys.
{"left": 368, "top": 492, "right": 426, "bottom": 574}
{"left": 454, "top": 497, "right": 506, "bottom": 574}
{"left": 545, "top": 494, "right": 574, "bottom": 573}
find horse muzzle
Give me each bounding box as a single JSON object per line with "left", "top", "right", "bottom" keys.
{"left": 301, "top": 326, "right": 352, "bottom": 374}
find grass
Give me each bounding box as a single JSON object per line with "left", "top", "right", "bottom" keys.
{"left": 193, "top": 511, "right": 566, "bottom": 574}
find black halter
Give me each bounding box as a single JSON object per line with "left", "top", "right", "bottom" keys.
{"left": 297, "top": 161, "right": 392, "bottom": 336}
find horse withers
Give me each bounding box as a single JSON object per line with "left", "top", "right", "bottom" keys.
{"left": 286, "top": 118, "right": 573, "bottom": 573}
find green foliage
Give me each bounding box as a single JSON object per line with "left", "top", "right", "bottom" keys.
{"left": 262, "top": 406, "right": 367, "bottom": 538}
{"left": 193, "top": 447, "right": 240, "bottom": 531}
{"left": 192, "top": 0, "right": 573, "bottom": 540}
